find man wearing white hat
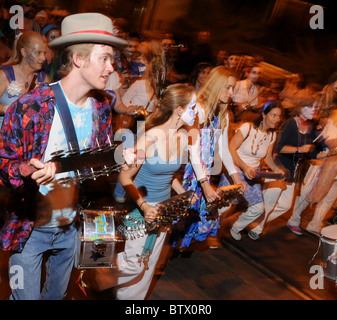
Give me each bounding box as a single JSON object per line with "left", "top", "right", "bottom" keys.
{"left": 0, "top": 13, "right": 126, "bottom": 300}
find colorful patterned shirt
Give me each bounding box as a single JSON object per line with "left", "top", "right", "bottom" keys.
{"left": 0, "top": 83, "right": 113, "bottom": 252}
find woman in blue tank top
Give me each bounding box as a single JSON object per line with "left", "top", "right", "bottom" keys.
{"left": 92, "top": 83, "right": 198, "bottom": 300}
{"left": 0, "top": 31, "right": 48, "bottom": 128}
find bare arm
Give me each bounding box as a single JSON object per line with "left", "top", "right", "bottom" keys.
{"left": 119, "top": 135, "right": 158, "bottom": 223}
{"left": 0, "top": 70, "right": 9, "bottom": 115}
{"left": 229, "top": 129, "right": 257, "bottom": 180}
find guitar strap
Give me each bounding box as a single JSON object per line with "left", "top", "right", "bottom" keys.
{"left": 50, "top": 82, "right": 85, "bottom": 207}
{"left": 50, "top": 82, "right": 80, "bottom": 151}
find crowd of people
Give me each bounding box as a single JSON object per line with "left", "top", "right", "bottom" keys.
{"left": 0, "top": 2, "right": 337, "bottom": 301}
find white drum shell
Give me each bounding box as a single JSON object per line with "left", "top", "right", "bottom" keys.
{"left": 321, "top": 225, "right": 337, "bottom": 281}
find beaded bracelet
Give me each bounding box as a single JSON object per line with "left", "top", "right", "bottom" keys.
{"left": 199, "top": 178, "right": 207, "bottom": 184}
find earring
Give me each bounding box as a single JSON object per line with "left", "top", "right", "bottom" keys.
{"left": 176, "top": 115, "right": 181, "bottom": 126}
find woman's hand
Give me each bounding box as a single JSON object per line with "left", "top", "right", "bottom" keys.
{"left": 191, "top": 192, "right": 199, "bottom": 205}
{"left": 121, "top": 148, "right": 146, "bottom": 170}
{"left": 299, "top": 144, "right": 314, "bottom": 153}
{"left": 242, "top": 165, "right": 257, "bottom": 180}
{"left": 230, "top": 172, "right": 246, "bottom": 193}
{"left": 142, "top": 203, "right": 158, "bottom": 224}
{"left": 200, "top": 180, "right": 219, "bottom": 203}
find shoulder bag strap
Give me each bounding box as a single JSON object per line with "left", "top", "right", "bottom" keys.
{"left": 50, "top": 82, "right": 79, "bottom": 151}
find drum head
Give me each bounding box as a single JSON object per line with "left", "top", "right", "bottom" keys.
{"left": 321, "top": 225, "right": 337, "bottom": 241}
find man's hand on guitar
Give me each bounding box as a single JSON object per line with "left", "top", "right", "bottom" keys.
{"left": 29, "top": 158, "right": 57, "bottom": 186}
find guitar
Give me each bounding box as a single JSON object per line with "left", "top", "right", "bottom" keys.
{"left": 205, "top": 184, "right": 244, "bottom": 219}
{"left": 118, "top": 190, "right": 196, "bottom": 239}
{"left": 147, "top": 190, "right": 195, "bottom": 231}
{"left": 255, "top": 171, "right": 285, "bottom": 180}
{"left": 18, "top": 143, "right": 126, "bottom": 184}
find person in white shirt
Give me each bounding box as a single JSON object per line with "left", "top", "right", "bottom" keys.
{"left": 219, "top": 101, "right": 285, "bottom": 240}
{"left": 231, "top": 65, "right": 262, "bottom": 123}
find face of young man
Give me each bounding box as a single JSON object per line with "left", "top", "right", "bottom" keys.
{"left": 81, "top": 44, "right": 114, "bottom": 90}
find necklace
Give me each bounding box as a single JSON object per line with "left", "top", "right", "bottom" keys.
{"left": 297, "top": 115, "right": 311, "bottom": 134}
{"left": 298, "top": 115, "right": 309, "bottom": 126}
{"left": 251, "top": 128, "right": 268, "bottom": 156}
{"left": 16, "top": 65, "right": 33, "bottom": 89}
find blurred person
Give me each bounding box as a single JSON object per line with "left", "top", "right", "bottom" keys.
{"left": 136, "top": 41, "right": 154, "bottom": 76}
{"left": 112, "top": 17, "right": 128, "bottom": 40}
{"left": 188, "top": 62, "right": 212, "bottom": 92}
{"left": 42, "top": 24, "right": 61, "bottom": 82}
{"left": 319, "top": 72, "right": 337, "bottom": 118}
{"left": 214, "top": 49, "right": 228, "bottom": 66}
{"left": 226, "top": 53, "right": 240, "bottom": 72}
{"left": 92, "top": 83, "right": 198, "bottom": 300}
{"left": 288, "top": 101, "right": 337, "bottom": 236}
{"left": 191, "top": 30, "right": 213, "bottom": 66}
{"left": 177, "top": 66, "right": 243, "bottom": 249}
{"left": 0, "top": 12, "right": 126, "bottom": 300}
{"left": 219, "top": 101, "right": 285, "bottom": 240}
{"left": 231, "top": 65, "right": 263, "bottom": 123}
{"left": 18, "top": 0, "right": 41, "bottom": 33}
{"left": 248, "top": 94, "right": 325, "bottom": 240}
{"left": 34, "top": 10, "right": 49, "bottom": 30}
{"left": 115, "top": 32, "right": 141, "bottom": 94}
{"left": 113, "top": 58, "right": 167, "bottom": 203}
{"left": 161, "top": 33, "right": 185, "bottom": 84}
{"left": 279, "top": 73, "right": 303, "bottom": 118}
{"left": 0, "top": 31, "right": 48, "bottom": 127}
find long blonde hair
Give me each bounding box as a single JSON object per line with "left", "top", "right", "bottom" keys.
{"left": 197, "top": 66, "right": 236, "bottom": 129}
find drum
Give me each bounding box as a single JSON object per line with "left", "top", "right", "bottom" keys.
{"left": 74, "top": 209, "right": 125, "bottom": 269}
{"left": 321, "top": 225, "right": 337, "bottom": 281}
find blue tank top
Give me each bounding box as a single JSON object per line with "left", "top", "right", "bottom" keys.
{"left": 0, "top": 65, "right": 46, "bottom": 127}
{"left": 134, "top": 134, "right": 183, "bottom": 203}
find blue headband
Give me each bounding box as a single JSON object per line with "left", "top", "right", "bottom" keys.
{"left": 263, "top": 100, "right": 276, "bottom": 112}
{"left": 42, "top": 24, "right": 58, "bottom": 36}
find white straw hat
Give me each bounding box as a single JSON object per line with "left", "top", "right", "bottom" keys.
{"left": 49, "top": 12, "right": 127, "bottom": 50}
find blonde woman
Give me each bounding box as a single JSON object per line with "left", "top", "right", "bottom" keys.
{"left": 0, "top": 31, "right": 49, "bottom": 127}
{"left": 177, "top": 66, "right": 243, "bottom": 248}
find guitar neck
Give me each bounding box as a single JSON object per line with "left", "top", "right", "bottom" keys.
{"left": 19, "top": 144, "right": 124, "bottom": 178}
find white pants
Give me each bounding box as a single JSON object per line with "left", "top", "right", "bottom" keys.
{"left": 306, "top": 180, "right": 337, "bottom": 232}
{"left": 231, "top": 202, "right": 264, "bottom": 233}
{"left": 93, "top": 228, "right": 167, "bottom": 300}
{"left": 252, "top": 181, "right": 295, "bottom": 235}
{"left": 288, "top": 163, "right": 322, "bottom": 227}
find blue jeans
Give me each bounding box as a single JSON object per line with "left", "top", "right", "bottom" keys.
{"left": 9, "top": 223, "right": 77, "bottom": 300}
{"left": 114, "top": 172, "right": 126, "bottom": 199}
